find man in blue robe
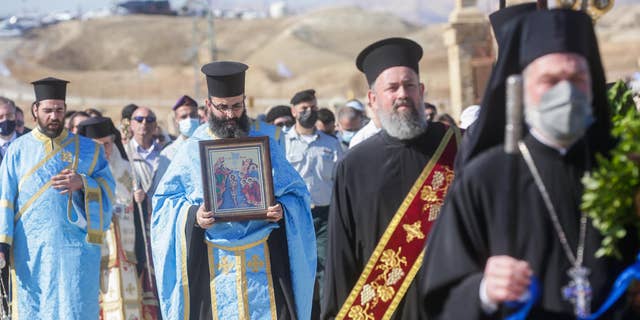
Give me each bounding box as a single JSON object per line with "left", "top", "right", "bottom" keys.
{"left": 0, "top": 77, "right": 115, "bottom": 319}
{"left": 151, "top": 61, "right": 316, "bottom": 320}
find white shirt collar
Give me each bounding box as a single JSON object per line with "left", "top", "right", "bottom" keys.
{"left": 0, "top": 131, "right": 17, "bottom": 145}
{"left": 529, "top": 129, "right": 568, "bottom": 155}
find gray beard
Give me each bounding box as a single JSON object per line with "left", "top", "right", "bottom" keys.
{"left": 376, "top": 105, "right": 427, "bottom": 140}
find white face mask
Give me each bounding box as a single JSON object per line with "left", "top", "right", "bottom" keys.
{"left": 525, "top": 80, "right": 594, "bottom": 146}
{"left": 178, "top": 118, "right": 200, "bottom": 137}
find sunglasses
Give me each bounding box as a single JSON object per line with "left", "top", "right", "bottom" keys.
{"left": 133, "top": 116, "right": 156, "bottom": 123}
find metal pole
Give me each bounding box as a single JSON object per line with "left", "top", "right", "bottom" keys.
{"left": 132, "top": 176, "right": 155, "bottom": 291}
{"left": 136, "top": 199, "right": 155, "bottom": 290}
{"left": 207, "top": 0, "right": 217, "bottom": 61}
{"left": 192, "top": 12, "right": 201, "bottom": 99}
{"left": 504, "top": 75, "right": 523, "bottom": 155}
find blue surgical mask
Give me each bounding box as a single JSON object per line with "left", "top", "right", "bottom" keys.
{"left": 178, "top": 118, "right": 199, "bottom": 137}
{"left": 341, "top": 130, "right": 356, "bottom": 144}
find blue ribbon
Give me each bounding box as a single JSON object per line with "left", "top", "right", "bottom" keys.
{"left": 505, "top": 253, "right": 640, "bottom": 320}
{"left": 505, "top": 276, "right": 541, "bottom": 320}
{"left": 580, "top": 253, "right": 640, "bottom": 320}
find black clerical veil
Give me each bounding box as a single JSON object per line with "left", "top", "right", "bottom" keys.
{"left": 460, "top": 9, "right": 613, "bottom": 169}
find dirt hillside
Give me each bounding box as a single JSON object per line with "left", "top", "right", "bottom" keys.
{"left": 2, "top": 4, "right": 639, "bottom": 121}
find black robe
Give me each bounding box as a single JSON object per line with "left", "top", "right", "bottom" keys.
{"left": 420, "top": 135, "right": 638, "bottom": 319}
{"left": 321, "top": 122, "right": 450, "bottom": 320}
{"left": 184, "top": 206, "right": 298, "bottom": 320}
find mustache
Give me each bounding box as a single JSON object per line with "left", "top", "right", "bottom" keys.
{"left": 393, "top": 98, "right": 414, "bottom": 110}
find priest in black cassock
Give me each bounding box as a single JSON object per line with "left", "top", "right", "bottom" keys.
{"left": 420, "top": 9, "right": 639, "bottom": 319}
{"left": 321, "top": 38, "right": 459, "bottom": 319}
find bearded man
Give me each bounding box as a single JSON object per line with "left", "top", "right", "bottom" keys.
{"left": 151, "top": 61, "right": 316, "bottom": 320}
{"left": 321, "top": 38, "right": 459, "bottom": 320}
{"left": 0, "top": 77, "right": 114, "bottom": 319}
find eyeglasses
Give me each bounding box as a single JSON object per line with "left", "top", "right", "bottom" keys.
{"left": 211, "top": 102, "right": 244, "bottom": 113}
{"left": 132, "top": 116, "right": 156, "bottom": 123}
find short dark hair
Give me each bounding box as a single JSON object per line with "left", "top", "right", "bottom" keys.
{"left": 265, "top": 105, "right": 293, "bottom": 124}
{"left": 424, "top": 102, "right": 437, "bottom": 112}
{"left": 121, "top": 104, "right": 139, "bottom": 120}
{"left": 84, "top": 108, "right": 103, "bottom": 117}
{"left": 69, "top": 111, "right": 90, "bottom": 127}
{"left": 290, "top": 89, "right": 316, "bottom": 105}
{"left": 317, "top": 108, "right": 335, "bottom": 125}
{"left": 65, "top": 110, "right": 76, "bottom": 120}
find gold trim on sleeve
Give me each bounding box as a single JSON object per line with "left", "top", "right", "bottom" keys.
{"left": 96, "top": 177, "right": 115, "bottom": 204}
{"left": 0, "top": 200, "right": 13, "bottom": 211}
{"left": 88, "top": 143, "right": 101, "bottom": 176}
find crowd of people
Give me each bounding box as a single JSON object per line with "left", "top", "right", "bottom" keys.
{"left": 0, "top": 4, "right": 639, "bottom": 320}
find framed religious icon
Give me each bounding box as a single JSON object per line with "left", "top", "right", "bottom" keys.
{"left": 199, "top": 136, "right": 275, "bottom": 221}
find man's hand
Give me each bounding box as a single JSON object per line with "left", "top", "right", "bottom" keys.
{"left": 196, "top": 204, "right": 215, "bottom": 229}
{"left": 266, "top": 203, "right": 283, "bottom": 222}
{"left": 482, "top": 255, "right": 533, "bottom": 304}
{"left": 51, "top": 169, "right": 84, "bottom": 194}
{"left": 134, "top": 189, "right": 146, "bottom": 204}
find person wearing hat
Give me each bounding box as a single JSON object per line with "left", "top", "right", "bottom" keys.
{"left": 0, "top": 77, "right": 115, "bottom": 319}
{"left": 420, "top": 9, "right": 639, "bottom": 319}
{"left": 76, "top": 117, "right": 147, "bottom": 320}
{"left": 161, "top": 95, "right": 199, "bottom": 162}
{"left": 321, "top": 38, "right": 460, "bottom": 320}
{"left": 150, "top": 95, "right": 201, "bottom": 205}
{"left": 336, "top": 99, "right": 366, "bottom": 148}
{"left": 151, "top": 61, "right": 316, "bottom": 320}
{"left": 284, "top": 88, "right": 344, "bottom": 315}
{"left": 348, "top": 100, "right": 382, "bottom": 149}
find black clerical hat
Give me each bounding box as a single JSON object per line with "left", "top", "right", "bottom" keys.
{"left": 172, "top": 95, "right": 198, "bottom": 110}
{"left": 201, "top": 61, "right": 248, "bottom": 98}
{"left": 356, "top": 37, "right": 423, "bottom": 86}
{"left": 290, "top": 89, "right": 316, "bottom": 105}
{"left": 77, "top": 117, "right": 112, "bottom": 139}
{"left": 489, "top": 3, "right": 537, "bottom": 51}
{"left": 461, "top": 9, "right": 612, "bottom": 167}
{"left": 31, "top": 77, "right": 69, "bottom": 102}
{"left": 77, "top": 117, "right": 129, "bottom": 160}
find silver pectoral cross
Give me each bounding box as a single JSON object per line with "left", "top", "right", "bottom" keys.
{"left": 562, "top": 266, "right": 593, "bottom": 318}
